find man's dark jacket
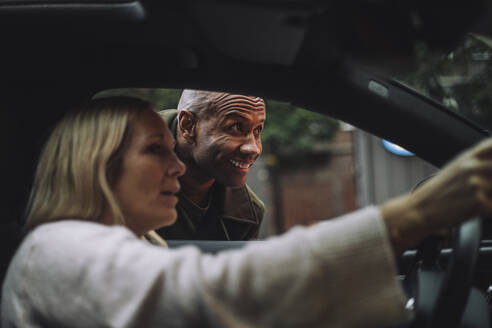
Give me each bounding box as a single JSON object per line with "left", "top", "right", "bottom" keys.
{"left": 156, "top": 109, "right": 264, "bottom": 241}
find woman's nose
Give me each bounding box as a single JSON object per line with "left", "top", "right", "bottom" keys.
{"left": 168, "top": 153, "right": 186, "bottom": 177}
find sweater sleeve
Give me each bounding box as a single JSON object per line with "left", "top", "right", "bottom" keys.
{"left": 2, "top": 206, "right": 411, "bottom": 328}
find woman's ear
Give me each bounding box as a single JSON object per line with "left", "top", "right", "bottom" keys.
{"left": 178, "top": 110, "right": 196, "bottom": 144}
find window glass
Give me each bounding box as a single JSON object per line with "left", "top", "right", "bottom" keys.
{"left": 96, "top": 89, "right": 436, "bottom": 238}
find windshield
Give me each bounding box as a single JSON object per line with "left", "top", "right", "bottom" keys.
{"left": 396, "top": 33, "right": 492, "bottom": 132}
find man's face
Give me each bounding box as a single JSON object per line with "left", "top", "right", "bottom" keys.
{"left": 191, "top": 94, "right": 265, "bottom": 187}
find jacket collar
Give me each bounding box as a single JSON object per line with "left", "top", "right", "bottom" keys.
{"left": 219, "top": 185, "right": 261, "bottom": 225}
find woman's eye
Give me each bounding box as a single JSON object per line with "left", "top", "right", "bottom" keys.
{"left": 148, "top": 144, "right": 163, "bottom": 154}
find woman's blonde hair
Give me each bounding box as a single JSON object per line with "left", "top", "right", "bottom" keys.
{"left": 24, "top": 96, "right": 153, "bottom": 230}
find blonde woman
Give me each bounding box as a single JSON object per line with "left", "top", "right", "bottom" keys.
{"left": 3, "top": 96, "right": 492, "bottom": 327}
{"left": 23, "top": 96, "right": 183, "bottom": 246}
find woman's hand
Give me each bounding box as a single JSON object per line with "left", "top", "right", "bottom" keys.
{"left": 381, "top": 137, "right": 492, "bottom": 254}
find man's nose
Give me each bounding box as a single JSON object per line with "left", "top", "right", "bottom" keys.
{"left": 240, "top": 134, "right": 261, "bottom": 156}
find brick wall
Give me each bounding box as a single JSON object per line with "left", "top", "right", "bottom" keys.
{"left": 277, "top": 130, "right": 357, "bottom": 230}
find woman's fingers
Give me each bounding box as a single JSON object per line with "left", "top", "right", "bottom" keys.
{"left": 477, "top": 190, "right": 492, "bottom": 214}
{"left": 445, "top": 158, "right": 492, "bottom": 181}
{"left": 470, "top": 137, "right": 492, "bottom": 159}
{"left": 472, "top": 160, "right": 492, "bottom": 173}
{"left": 467, "top": 174, "right": 492, "bottom": 215}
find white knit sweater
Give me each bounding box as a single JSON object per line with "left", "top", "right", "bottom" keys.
{"left": 2, "top": 206, "right": 411, "bottom": 327}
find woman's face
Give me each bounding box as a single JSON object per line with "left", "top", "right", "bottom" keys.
{"left": 112, "top": 109, "right": 186, "bottom": 236}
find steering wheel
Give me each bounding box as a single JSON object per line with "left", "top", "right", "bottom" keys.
{"left": 404, "top": 218, "right": 482, "bottom": 327}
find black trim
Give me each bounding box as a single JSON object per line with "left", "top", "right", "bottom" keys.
{"left": 0, "top": 0, "right": 145, "bottom": 21}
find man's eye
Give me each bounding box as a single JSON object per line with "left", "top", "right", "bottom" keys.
{"left": 230, "top": 123, "right": 242, "bottom": 131}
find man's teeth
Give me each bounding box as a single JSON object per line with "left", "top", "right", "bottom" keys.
{"left": 229, "top": 159, "right": 250, "bottom": 169}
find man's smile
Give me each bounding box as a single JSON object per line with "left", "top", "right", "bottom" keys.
{"left": 229, "top": 159, "right": 254, "bottom": 169}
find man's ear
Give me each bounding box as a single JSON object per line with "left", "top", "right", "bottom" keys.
{"left": 178, "top": 110, "right": 197, "bottom": 144}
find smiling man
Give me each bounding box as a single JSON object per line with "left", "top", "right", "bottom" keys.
{"left": 156, "top": 90, "right": 265, "bottom": 240}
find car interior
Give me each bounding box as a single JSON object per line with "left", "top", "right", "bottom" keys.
{"left": 2, "top": 0, "right": 492, "bottom": 326}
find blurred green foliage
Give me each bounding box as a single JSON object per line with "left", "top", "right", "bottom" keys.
{"left": 262, "top": 100, "right": 339, "bottom": 164}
